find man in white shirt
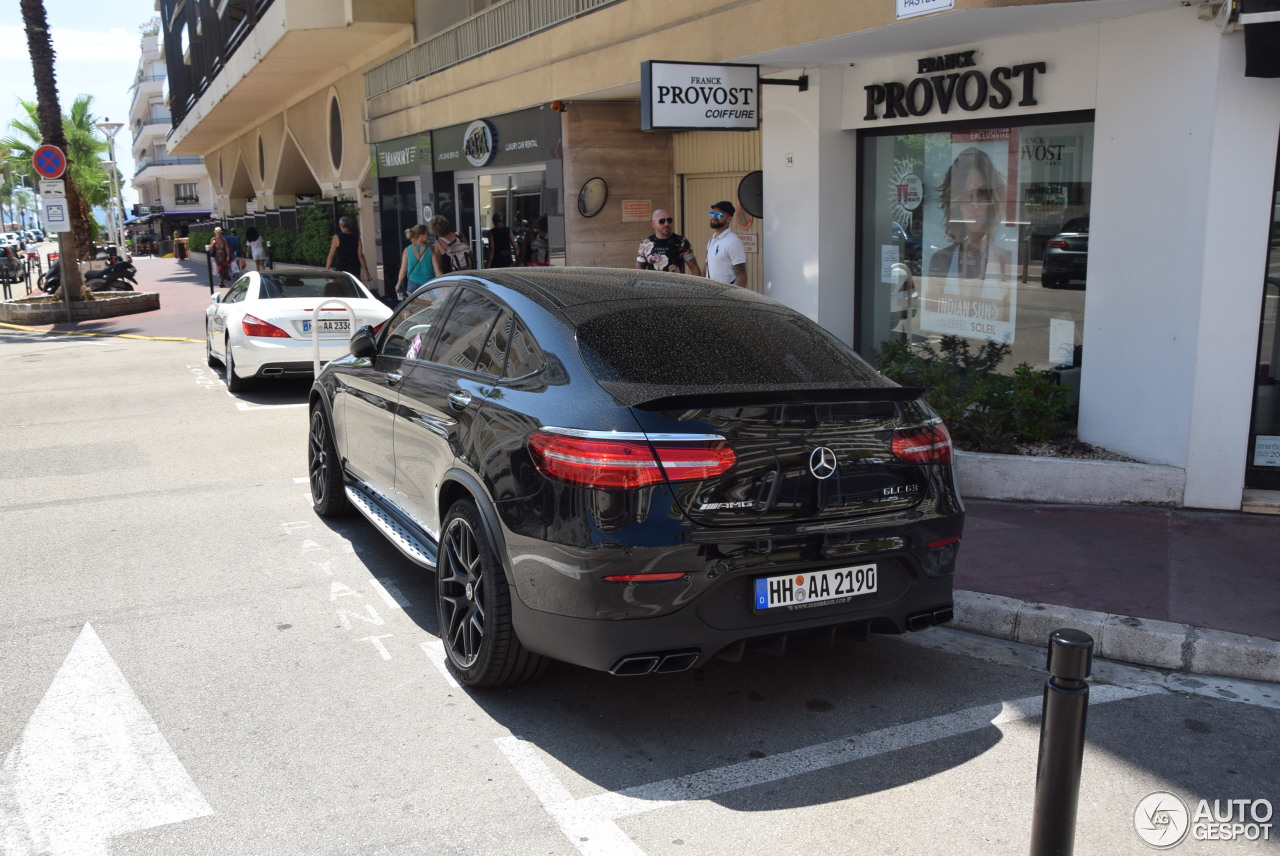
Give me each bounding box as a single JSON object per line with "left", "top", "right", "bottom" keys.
{"left": 704, "top": 200, "right": 747, "bottom": 288}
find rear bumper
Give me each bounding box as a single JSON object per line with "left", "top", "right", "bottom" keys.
{"left": 509, "top": 573, "right": 955, "bottom": 674}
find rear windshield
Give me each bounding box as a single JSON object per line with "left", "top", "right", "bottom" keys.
{"left": 259, "top": 273, "right": 364, "bottom": 299}
{"left": 576, "top": 303, "right": 886, "bottom": 388}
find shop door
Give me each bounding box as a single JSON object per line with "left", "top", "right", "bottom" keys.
{"left": 684, "top": 175, "right": 763, "bottom": 292}
{"left": 1246, "top": 162, "right": 1280, "bottom": 488}
{"left": 455, "top": 180, "right": 479, "bottom": 268}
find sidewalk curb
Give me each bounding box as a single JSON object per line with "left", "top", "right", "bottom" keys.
{"left": 953, "top": 589, "right": 1280, "bottom": 684}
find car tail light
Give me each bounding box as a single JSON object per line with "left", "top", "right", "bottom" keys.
{"left": 892, "top": 422, "right": 953, "bottom": 464}
{"left": 1046, "top": 239, "right": 1069, "bottom": 249}
{"left": 527, "top": 432, "right": 736, "bottom": 489}
{"left": 241, "top": 314, "right": 290, "bottom": 338}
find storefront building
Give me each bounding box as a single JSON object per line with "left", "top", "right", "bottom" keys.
{"left": 358, "top": 0, "right": 1280, "bottom": 510}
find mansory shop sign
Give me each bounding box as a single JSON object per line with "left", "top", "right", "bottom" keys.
{"left": 641, "top": 61, "right": 760, "bottom": 131}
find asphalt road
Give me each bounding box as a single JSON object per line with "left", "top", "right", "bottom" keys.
{"left": 0, "top": 328, "right": 1276, "bottom": 856}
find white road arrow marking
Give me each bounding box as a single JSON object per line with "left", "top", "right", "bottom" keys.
{"left": 0, "top": 624, "right": 213, "bottom": 855}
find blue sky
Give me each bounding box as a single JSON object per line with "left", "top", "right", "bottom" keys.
{"left": 0, "top": 0, "right": 165, "bottom": 206}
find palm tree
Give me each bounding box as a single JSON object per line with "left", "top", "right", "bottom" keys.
{"left": 2, "top": 96, "right": 110, "bottom": 239}
{"left": 19, "top": 0, "right": 90, "bottom": 292}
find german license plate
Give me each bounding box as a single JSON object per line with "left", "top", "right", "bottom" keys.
{"left": 303, "top": 319, "right": 350, "bottom": 333}
{"left": 753, "top": 564, "right": 877, "bottom": 611}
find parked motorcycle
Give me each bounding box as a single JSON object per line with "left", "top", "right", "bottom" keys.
{"left": 39, "top": 257, "right": 138, "bottom": 294}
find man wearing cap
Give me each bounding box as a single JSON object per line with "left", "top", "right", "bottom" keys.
{"left": 636, "top": 208, "right": 702, "bottom": 275}
{"left": 705, "top": 201, "right": 747, "bottom": 288}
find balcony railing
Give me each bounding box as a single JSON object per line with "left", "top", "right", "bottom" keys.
{"left": 365, "top": 0, "right": 621, "bottom": 99}
{"left": 162, "top": 0, "right": 277, "bottom": 127}
{"left": 135, "top": 155, "right": 204, "bottom": 175}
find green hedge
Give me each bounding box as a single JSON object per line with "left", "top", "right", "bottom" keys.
{"left": 188, "top": 203, "right": 359, "bottom": 268}
{"left": 876, "top": 335, "right": 1076, "bottom": 453}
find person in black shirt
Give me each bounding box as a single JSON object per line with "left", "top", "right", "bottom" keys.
{"left": 486, "top": 212, "right": 516, "bottom": 268}
{"left": 325, "top": 216, "right": 370, "bottom": 280}
{"left": 636, "top": 208, "right": 702, "bottom": 275}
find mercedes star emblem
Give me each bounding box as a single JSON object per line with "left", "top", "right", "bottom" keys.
{"left": 809, "top": 447, "right": 838, "bottom": 480}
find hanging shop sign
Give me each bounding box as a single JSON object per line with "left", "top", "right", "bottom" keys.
{"left": 863, "top": 52, "right": 1047, "bottom": 122}
{"left": 433, "top": 109, "right": 553, "bottom": 171}
{"left": 641, "top": 61, "right": 759, "bottom": 131}
{"left": 374, "top": 133, "right": 430, "bottom": 178}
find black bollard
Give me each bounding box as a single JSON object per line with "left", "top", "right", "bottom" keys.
{"left": 1029, "top": 628, "right": 1094, "bottom": 856}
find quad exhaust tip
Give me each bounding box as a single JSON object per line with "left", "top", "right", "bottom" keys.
{"left": 609, "top": 650, "right": 700, "bottom": 676}
{"left": 905, "top": 606, "right": 956, "bottom": 632}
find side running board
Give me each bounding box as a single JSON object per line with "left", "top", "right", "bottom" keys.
{"left": 344, "top": 485, "right": 438, "bottom": 569}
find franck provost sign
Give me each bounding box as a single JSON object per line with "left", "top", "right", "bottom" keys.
{"left": 641, "top": 61, "right": 759, "bottom": 131}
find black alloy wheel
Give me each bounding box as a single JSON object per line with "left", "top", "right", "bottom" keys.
{"left": 224, "top": 336, "right": 247, "bottom": 392}
{"left": 308, "top": 407, "right": 350, "bottom": 517}
{"left": 436, "top": 499, "right": 547, "bottom": 688}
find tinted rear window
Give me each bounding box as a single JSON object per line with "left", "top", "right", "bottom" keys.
{"left": 259, "top": 273, "right": 364, "bottom": 299}
{"left": 576, "top": 304, "right": 885, "bottom": 387}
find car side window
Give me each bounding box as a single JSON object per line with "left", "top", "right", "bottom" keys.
{"left": 428, "top": 288, "right": 503, "bottom": 373}
{"left": 383, "top": 284, "right": 456, "bottom": 360}
{"left": 225, "top": 280, "right": 249, "bottom": 303}
{"left": 504, "top": 316, "right": 542, "bottom": 378}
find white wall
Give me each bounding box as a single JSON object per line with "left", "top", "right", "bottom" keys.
{"left": 754, "top": 6, "right": 1280, "bottom": 508}
{"left": 1087, "top": 8, "right": 1280, "bottom": 507}
{"left": 761, "top": 68, "right": 857, "bottom": 345}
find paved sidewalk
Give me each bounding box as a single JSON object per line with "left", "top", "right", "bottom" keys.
{"left": 4, "top": 254, "right": 1278, "bottom": 683}
{"left": 954, "top": 500, "right": 1280, "bottom": 684}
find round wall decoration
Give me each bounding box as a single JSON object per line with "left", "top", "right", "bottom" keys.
{"left": 463, "top": 119, "right": 498, "bottom": 168}
{"left": 737, "top": 170, "right": 763, "bottom": 219}
{"left": 577, "top": 177, "right": 608, "bottom": 217}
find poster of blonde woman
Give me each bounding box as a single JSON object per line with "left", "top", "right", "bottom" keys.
{"left": 920, "top": 134, "right": 1020, "bottom": 343}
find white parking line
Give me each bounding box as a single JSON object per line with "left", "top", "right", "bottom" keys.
{"left": 496, "top": 684, "right": 1157, "bottom": 856}
{"left": 419, "top": 640, "right": 460, "bottom": 688}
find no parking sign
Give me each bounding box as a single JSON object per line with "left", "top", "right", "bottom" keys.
{"left": 33, "top": 144, "right": 67, "bottom": 180}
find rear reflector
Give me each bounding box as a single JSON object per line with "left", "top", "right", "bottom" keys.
{"left": 241, "top": 314, "right": 290, "bottom": 338}
{"left": 1046, "top": 240, "right": 1069, "bottom": 249}
{"left": 602, "top": 573, "right": 687, "bottom": 583}
{"left": 892, "top": 422, "right": 953, "bottom": 464}
{"left": 528, "top": 432, "right": 736, "bottom": 489}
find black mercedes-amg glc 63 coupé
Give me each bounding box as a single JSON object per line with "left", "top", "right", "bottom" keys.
{"left": 308, "top": 269, "right": 963, "bottom": 687}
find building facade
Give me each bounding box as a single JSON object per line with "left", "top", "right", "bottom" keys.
{"left": 162, "top": 0, "right": 1280, "bottom": 511}
{"left": 128, "top": 28, "right": 213, "bottom": 250}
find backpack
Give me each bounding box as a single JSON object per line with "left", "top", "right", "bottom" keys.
{"left": 437, "top": 233, "right": 473, "bottom": 273}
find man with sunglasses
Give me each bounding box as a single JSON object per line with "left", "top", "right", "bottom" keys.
{"left": 637, "top": 209, "right": 702, "bottom": 275}
{"left": 705, "top": 200, "right": 747, "bottom": 288}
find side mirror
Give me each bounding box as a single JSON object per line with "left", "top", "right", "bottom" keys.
{"left": 350, "top": 325, "right": 377, "bottom": 358}
{"left": 210, "top": 293, "right": 221, "bottom": 304}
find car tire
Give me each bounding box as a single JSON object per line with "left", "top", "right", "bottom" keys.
{"left": 224, "top": 336, "right": 249, "bottom": 392}
{"left": 436, "top": 499, "right": 548, "bottom": 688}
{"left": 308, "top": 406, "right": 351, "bottom": 517}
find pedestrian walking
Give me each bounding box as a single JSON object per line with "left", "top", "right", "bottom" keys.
{"left": 210, "top": 226, "right": 233, "bottom": 286}
{"left": 429, "top": 214, "right": 474, "bottom": 276}
{"left": 485, "top": 212, "right": 517, "bottom": 268}
{"left": 636, "top": 208, "right": 702, "bottom": 275}
{"left": 325, "top": 216, "right": 370, "bottom": 280}
{"left": 395, "top": 224, "right": 434, "bottom": 300}
{"left": 705, "top": 201, "right": 747, "bottom": 288}
{"left": 245, "top": 227, "right": 266, "bottom": 271}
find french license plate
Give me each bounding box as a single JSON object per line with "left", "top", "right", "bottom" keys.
{"left": 753, "top": 564, "right": 877, "bottom": 611}
{"left": 303, "top": 319, "right": 350, "bottom": 333}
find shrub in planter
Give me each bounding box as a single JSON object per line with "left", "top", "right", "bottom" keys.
{"left": 876, "top": 335, "right": 1075, "bottom": 453}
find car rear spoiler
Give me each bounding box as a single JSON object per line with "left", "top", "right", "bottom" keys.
{"left": 629, "top": 386, "right": 929, "bottom": 411}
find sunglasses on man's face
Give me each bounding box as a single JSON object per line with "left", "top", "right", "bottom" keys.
{"left": 709, "top": 211, "right": 726, "bottom": 218}
{"left": 656, "top": 218, "right": 673, "bottom": 225}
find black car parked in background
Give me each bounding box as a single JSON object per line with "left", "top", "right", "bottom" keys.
{"left": 308, "top": 269, "right": 964, "bottom": 687}
{"left": 1041, "top": 216, "right": 1089, "bottom": 288}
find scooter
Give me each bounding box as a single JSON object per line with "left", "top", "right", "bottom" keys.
{"left": 39, "top": 257, "right": 138, "bottom": 294}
